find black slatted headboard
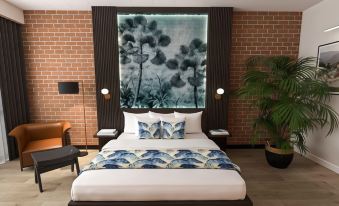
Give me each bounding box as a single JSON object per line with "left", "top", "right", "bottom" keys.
{"left": 92, "top": 7, "right": 232, "bottom": 133}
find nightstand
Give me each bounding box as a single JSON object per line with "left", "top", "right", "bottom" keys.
{"left": 207, "top": 132, "right": 229, "bottom": 151}
{"left": 94, "top": 130, "right": 119, "bottom": 151}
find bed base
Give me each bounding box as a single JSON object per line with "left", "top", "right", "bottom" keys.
{"left": 68, "top": 195, "right": 253, "bottom": 206}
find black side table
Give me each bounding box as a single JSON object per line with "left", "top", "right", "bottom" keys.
{"left": 31, "top": 145, "right": 80, "bottom": 192}
{"left": 207, "top": 132, "right": 230, "bottom": 151}
{"left": 94, "top": 130, "right": 119, "bottom": 151}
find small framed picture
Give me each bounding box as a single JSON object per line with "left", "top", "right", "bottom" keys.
{"left": 317, "top": 41, "right": 339, "bottom": 95}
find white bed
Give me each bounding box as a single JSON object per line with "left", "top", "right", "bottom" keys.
{"left": 71, "top": 133, "right": 246, "bottom": 201}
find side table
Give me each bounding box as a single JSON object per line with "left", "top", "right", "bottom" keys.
{"left": 94, "top": 130, "right": 119, "bottom": 151}
{"left": 207, "top": 132, "right": 230, "bottom": 151}
{"left": 31, "top": 145, "right": 80, "bottom": 192}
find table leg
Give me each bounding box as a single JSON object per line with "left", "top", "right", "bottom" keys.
{"left": 75, "top": 158, "right": 80, "bottom": 175}
{"left": 34, "top": 167, "right": 37, "bottom": 184}
{"left": 35, "top": 167, "right": 43, "bottom": 193}
{"left": 71, "top": 163, "right": 74, "bottom": 172}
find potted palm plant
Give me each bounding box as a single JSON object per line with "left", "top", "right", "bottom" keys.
{"left": 237, "top": 56, "right": 339, "bottom": 169}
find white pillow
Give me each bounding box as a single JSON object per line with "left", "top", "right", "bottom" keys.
{"left": 174, "top": 111, "right": 202, "bottom": 133}
{"left": 123, "top": 112, "right": 149, "bottom": 133}
{"left": 148, "top": 111, "right": 175, "bottom": 119}
{"left": 160, "top": 117, "right": 185, "bottom": 127}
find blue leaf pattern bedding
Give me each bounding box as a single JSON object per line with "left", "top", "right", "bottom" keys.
{"left": 138, "top": 120, "right": 161, "bottom": 139}
{"left": 82, "top": 149, "right": 240, "bottom": 172}
{"left": 162, "top": 120, "right": 185, "bottom": 139}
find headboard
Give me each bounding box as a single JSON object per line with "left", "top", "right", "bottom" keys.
{"left": 92, "top": 7, "right": 232, "bottom": 134}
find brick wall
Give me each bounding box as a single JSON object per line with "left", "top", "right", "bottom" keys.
{"left": 22, "top": 11, "right": 97, "bottom": 145}
{"left": 228, "top": 12, "right": 302, "bottom": 144}
{"left": 22, "top": 11, "right": 302, "bottom": 145}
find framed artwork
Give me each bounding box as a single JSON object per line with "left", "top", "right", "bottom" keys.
{"left": 317, "top": 41, "right": 339, "bottom": 95}
{"left": 118, "top": 13, "right": 208, "bottom": 108}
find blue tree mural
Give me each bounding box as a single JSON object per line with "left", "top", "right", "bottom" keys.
{"left": 119, "top": 15, "right": 171, "bottom": 107}
{"left": 118, "top": 14, "right": 208, "bottom": 108}
{"left": 166, "top": 39, "right": 207, "bottom": 108}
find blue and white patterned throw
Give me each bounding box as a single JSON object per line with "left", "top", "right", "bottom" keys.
{"left": 162, "top": 120, "right": 185, "bottom": 139}
{"left": 82, "top": 149, "right": 240, "bottom": 172}
{"left": 138, "top": 120, "right": 161, "bottom": 139}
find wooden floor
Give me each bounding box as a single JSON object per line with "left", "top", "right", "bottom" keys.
{"left": 0, "top": 149, "right": 338, "bottom": 206}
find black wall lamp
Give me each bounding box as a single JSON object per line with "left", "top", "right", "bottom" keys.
{"left": 101, "top": 88, "right": 111, "bottom": 100}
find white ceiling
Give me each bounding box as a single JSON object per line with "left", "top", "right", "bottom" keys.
{"left": 7, "top": 0, "right": 323, "bottom": 11}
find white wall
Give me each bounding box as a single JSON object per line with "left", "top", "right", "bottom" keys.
{"left": 0, "top": 0, "right": 24, "bottom": 24}
{"left": 0, "top": 90, "right": 9, "bottom": 164}
{"left": 299, "top": 0, "right": 339, "bottom": 173}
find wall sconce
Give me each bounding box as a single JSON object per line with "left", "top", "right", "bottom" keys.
{"left": 101, "top": 88, "right": 111, "bottom": 100}
{"left": 215, "top": 88, "right": 224, "bottom": 100}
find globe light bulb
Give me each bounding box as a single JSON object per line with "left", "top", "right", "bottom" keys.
{"left": 217, "top": 88, "right": 224, "bottom": 95}
{"left": 101, "top": 88, "right": 109, "bottom": 95}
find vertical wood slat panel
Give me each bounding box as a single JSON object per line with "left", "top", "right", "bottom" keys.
{"left": 92, "top": 7, "right": 122, "bottom": 130}
{"left": 0, "top": 17, "right": 30, "bottom": 160}
{"left": 207, "top": 7, "right": 233, "bottom": 130}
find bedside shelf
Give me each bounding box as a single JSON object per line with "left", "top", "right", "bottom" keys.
{"left": 207, "top": 131, "right": 230, "bottom": 151}
{"left": 93, "top": 130, "right": 119, "bottom": 151}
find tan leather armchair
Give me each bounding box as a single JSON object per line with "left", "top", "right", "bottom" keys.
{"left": 9, "top": 121, "right": 71, "bottom": 170}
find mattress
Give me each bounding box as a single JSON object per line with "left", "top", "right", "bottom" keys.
{"left": 71, "top": 133, "right": 246, "bottom": 201}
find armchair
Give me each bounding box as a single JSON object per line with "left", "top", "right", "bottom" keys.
{"left": 9, "top": 121, "right": 71, "bottom": 170}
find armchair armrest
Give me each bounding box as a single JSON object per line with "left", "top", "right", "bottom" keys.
{"left": 60, "top": 121, "right": 72, "bottom": 146}
{"left": 8, "top": 125, "right": 29, "bottom": 153}
{"left": 61, "top": 121, "right": 71, "bottom": 133}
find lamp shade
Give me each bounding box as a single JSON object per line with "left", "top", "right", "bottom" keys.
{"left": 58, "top": 82, "right": 79, "bottom": 94}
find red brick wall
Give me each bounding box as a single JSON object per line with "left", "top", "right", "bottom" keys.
{"left": 228, "top": 12, "right": 302, "bottom": 144}
{"left": 22, "top": 11, "right": 302, "bottom": 145}
{"left": 22, "top": 11, "right": 97, "bottom": 145}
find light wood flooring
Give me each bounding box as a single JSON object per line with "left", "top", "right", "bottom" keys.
{"left": 0, "top": 149, "right": 338, "bottom": 206}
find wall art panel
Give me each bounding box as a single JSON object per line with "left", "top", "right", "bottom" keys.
{"left": 118, "top": 14, "right": 208, "bottom": 108}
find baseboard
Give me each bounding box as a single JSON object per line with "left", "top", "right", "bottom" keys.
{"left": 73, "top": 145, "right": 99, "bottom": 150}
{"left": 295, "top": 150, "right": 339, "bottom": 174}
{"left": 227, "top": 144, "right": 265, "bottom": 149}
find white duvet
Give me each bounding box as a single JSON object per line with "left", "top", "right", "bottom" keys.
{"left": 71, "top": 133, "right": 246, "bottom": 201}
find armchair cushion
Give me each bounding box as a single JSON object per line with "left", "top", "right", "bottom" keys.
{"left": 22, "top": 138, "right": 62, "bottom": 167}
{"left": 23, "top": 138, "right": 62, "bottom": 153}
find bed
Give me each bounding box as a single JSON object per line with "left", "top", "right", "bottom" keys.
{"left": 69, "top": 132, "right": 252, "bottom": 206}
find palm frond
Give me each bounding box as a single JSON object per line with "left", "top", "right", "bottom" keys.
{"left": 237, "top": 55, "right": 339, "bottom": 152}
{"left": 291, "top": 132, "right": 309, "bottom": 154}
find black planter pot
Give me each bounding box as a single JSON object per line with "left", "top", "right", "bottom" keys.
{"left": 265, "top": 145, "right": 294, "bottom": 169}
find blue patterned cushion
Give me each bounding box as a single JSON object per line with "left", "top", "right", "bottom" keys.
{"left": 161, "top": 118, "right": 185, "bottom": 139}
{"left": 137, "top": 119, "right": 161, "bottom": 139}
